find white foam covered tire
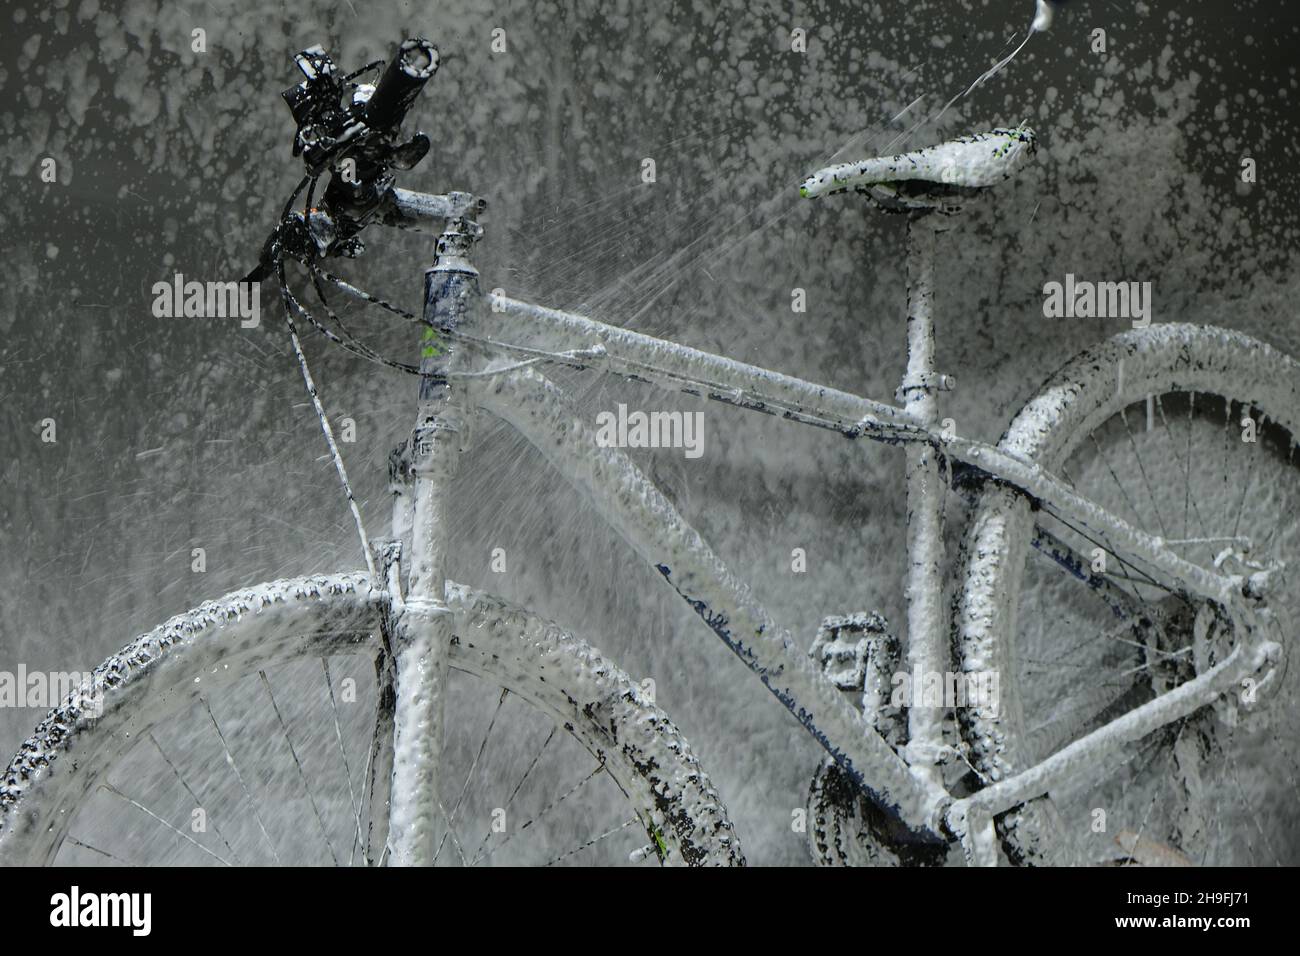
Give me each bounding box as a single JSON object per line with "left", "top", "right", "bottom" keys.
{"left": 956, "top": 323, "right": 1300, "bottom": 864}
{"left": 0, "top": 573, "right": 742, "bottom": 866}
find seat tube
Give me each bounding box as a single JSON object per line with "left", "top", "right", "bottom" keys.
{"left": 899, "top": 213, "right": 949, "bottom": 785}
{"left": 385, "top": 215, "right": 482, "bottom": 865}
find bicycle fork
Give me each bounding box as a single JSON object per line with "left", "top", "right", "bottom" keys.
{"left": 381, "top": 214, "right": 483, "bottom": 866}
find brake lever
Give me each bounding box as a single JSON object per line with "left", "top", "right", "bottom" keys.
{"left": 388, "top": 133, "right": 431, "bottom": 170}
{"left": 246, "top": 39, "right": 439, "bottom": 281}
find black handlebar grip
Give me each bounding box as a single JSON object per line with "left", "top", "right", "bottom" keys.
{"left": 363, "top": 38, "right": 439, "bottom": 132}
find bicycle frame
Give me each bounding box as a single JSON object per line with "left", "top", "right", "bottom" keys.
{"left": 377, "top": 188, "right": 1279, "bottom": 865}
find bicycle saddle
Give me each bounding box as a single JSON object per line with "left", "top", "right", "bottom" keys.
{"left": 800, "top": 125, "right": 1037, "bottom": 209}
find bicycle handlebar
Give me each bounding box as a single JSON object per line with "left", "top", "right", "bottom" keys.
{"left": 247, "top": 39, "right": 451, "bottom": 278}
{"left": 363, "top": 38, "right": 439, "bottom": 133}
{"left": 280, "top": 37, "right": 438, "bottom": 178}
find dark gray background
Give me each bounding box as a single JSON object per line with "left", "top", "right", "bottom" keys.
{"left": 2, "top": 0, "right": 1298, "bottom": 863}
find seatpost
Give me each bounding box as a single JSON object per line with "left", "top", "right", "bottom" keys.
{"left": 384, "top": 208, "right": 484, "bottom": 865}
{"left": 898, "top": 211, "right": 952, "bottom": 786}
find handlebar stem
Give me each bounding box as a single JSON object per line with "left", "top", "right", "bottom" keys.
{"left": 381, "top": 188, "right": 488, "bottom": 230}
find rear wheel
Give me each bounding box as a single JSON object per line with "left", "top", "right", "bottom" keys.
{"left": 0, "top": 574, "right": 742, "bottom": 866}
{"left": 957, "top": 324, "right": 1300, "bottom": 865}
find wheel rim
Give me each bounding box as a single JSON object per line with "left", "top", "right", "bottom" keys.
{"left": 958, "top": 324, "right": 1300, "bottom": 865}
{"left": 0, "top": 575, "right": 741, "bottom": 866}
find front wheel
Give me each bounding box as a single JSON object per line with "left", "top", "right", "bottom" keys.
{"left": 0, "top": 574, "right": 742, "bottom": 866}
{"left": 957, "top": 323, "right": 1300, "bottom": 866}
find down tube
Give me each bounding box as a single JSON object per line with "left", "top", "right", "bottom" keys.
{"left": 475, "top": 366, "right": 948, "bottom": 840}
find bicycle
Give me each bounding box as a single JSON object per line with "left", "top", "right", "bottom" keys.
{"left": 3, "top": 36, "right": 1297, "bottom": 867}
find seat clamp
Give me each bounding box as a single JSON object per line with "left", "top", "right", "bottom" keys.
{"left": 896, "top": 372, "right": 956, "bottom": 401}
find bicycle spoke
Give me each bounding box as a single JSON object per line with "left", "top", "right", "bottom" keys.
{"left": 1117, "top": 406, "right": 1171, "bottom": 542}
{"left": 470, "top": 725, "right": 557, "bottom": 865}
{"left": 1070, "top": 731, "right": 1170, "bottom": 864}
{"left": 147, "top": 730, "right": 243, "bottom": 865}
{"left": 364, "top": 650, "right": 396, "bottom": 867}
{"left": 1124, "top": 721, "right": 1183, "bottom": 860}
{"left": 543, "top": 818, "right": 639, "bottom": 866}
{"left": 474, "top": 762, "right": 608, "bottom": 865}
{"left": 1023, "top": 610, "right": 1154, "bottom": 671}
{"left": 1203, "top": 807, "right": 1225, "bottom": 867}
{"left": 1154, "top": 394, "right": 1210, "bottom": 540}
{"left": 1219, "top": 399, "right": 1235, "bottom": 530}
{"left": 435, "top": 793, "right": 470, "bottom": 866}
{"left": 202, "top": 698, "right": 283, "bottom": 865}
{"left": 257, "top": 670, "right": 340, "bottom": 865}
{"left": 1088, "top": 429, "right": 1147, "bottom": 536}
{"left": 1257, "top": 518, "right": 1285, "bottom": 559}
{"left": 320, "top": 658, "right": 363, "bottom": 866}
{"left": 1224, "top": 731, "right": 1279, "bottom": 865}
{"left": 65, "top": 835, "right": 137, "bottom": 866}
{"left": 1116, "top": 650, "right": 1190, "bottom": 680}
{"left": 98, "top": 781, "right": 233, "bottom": 866}
{"left": 355, "top": 727, "right": 376, "bottom": 867}
{"left": 1030, "top": 522, "right": 1136, "bottom": 620}
{"left": 433, "top": 688, "right": 508, "bottom": 865}
{"left": 1185, "top": 392, "right": 1199, "bottom": 543}
{"left": 1040, "top": 505, "right": 1172, "bottom": 606}
{"left": 1230, "top": 423, "right": 1259, "bottom": 540}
